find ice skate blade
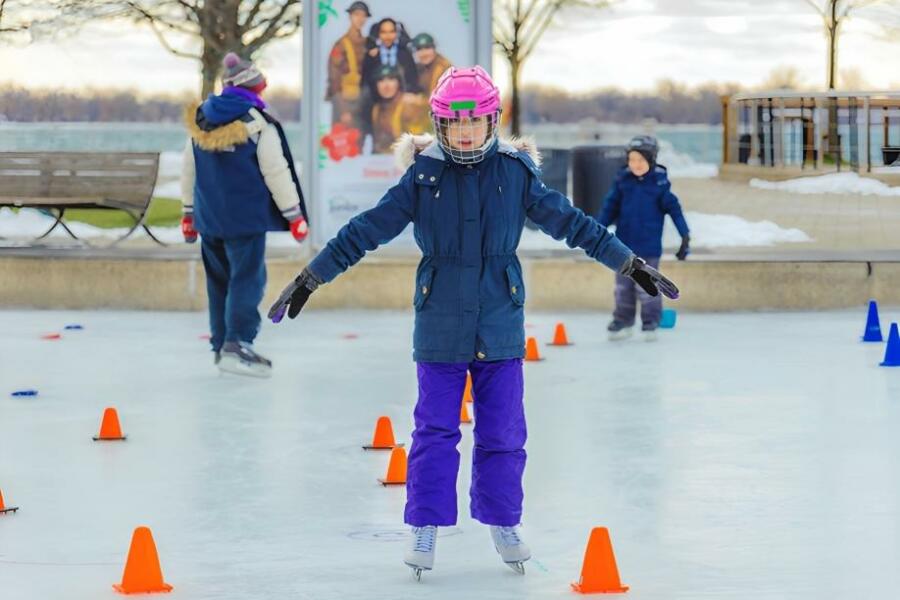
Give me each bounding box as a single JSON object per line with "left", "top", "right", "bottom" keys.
{"left": 404, "top": 562, "right": 431, "bottom": 582}
{"left": 642, "top": 330, "right": 658, "bottom": 342}
{"left": 218, "top": 357, "right": 272, "bottom": 378}
{"left": 505, "top": 561, "right": 526, "bottom": 575}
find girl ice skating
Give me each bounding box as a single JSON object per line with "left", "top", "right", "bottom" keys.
{"left": 269, "top": 66, "right": 678, "bottom": 579}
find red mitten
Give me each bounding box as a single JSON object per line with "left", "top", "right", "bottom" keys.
{"left": 181, "top": 215, "right": 198, "bottom": 243}
{"left": 289, "top": 217, "right": 309, "bottom": 243}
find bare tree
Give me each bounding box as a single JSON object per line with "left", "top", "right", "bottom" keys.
{"left": 1, "top": 0, "right": 33, "bottom": 41}
{"left": 47, "top": 1, "right": 301, "bottom": 97}
{"left": 856, "top": 2, "right": 900, "bottom": 41}
{"left": 493, "top": 0, "right": 612, "bottom": 136}
{"left": 802, "top": 0, "right": 884, "bottom": 90}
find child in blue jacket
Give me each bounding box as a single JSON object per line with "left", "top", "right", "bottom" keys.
{"left": 598, "top": 135, "right": 690, "bottom": 341}
{"left": 268, "top": 67, "right": 679, "bottom": 579}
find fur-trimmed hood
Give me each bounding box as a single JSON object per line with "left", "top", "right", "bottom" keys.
{"left": 392, "top": 132, "right": 542, "bottom": 171}
{"left": 184, "top": 100, "right": 268, "bottom": 152}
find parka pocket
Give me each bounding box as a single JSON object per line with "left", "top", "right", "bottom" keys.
{"left": 505, "top": 263, "right": 526, "bottom": 307}
{"left": 414, "top": 266, "right": 435, "bottom": 311}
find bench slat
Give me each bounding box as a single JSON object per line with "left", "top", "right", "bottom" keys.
{"left": 0, "top": 152, "right": 159, "bottom": 209}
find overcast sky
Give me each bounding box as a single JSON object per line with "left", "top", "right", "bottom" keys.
{"left": 0, "top": 0, "right": 896, "bottom": 95}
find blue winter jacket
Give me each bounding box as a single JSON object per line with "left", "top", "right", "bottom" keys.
{"left": 188, "top": 92, "right": 289, "bottom": 237}
{"left": 309, "top": 136, "right": 635, "bottom": 363}
{"left": 597, "top": 165, "right": 689, "bottom": 258}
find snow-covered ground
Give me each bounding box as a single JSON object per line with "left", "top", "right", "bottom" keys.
{"left": 2, "top": 309, "right": 899, "bottom": 600}
{"left": 0, "top": 207, "right": 302, "bottom": 248}
{"left": 750, "top": 172, "right": 900, "bottom": 197}
{"left": 518, "top": 211, "right": 811, "bottom": 252}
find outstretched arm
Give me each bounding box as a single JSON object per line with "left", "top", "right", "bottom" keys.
{"left": 524, "top": 170, "right": 679, "bottom": 299}
{"left": 524, "top": 171, "right": 632, "bottom": 272}
{"left": 269, "top": 168, "right": 416, "bottom": 321}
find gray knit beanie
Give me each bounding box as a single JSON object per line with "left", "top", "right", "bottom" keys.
{"left": 222, "top": 52, "right": 265, "bottom": 88}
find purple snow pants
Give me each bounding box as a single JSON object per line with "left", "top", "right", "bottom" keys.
{"left": 404, "top": 358, "right": 526, "bottom": 527}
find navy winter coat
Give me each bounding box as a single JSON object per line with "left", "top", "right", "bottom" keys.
{"left": 597, "top": 166, "right": 689, "bottom": 258}
{"left": 309, "top": 135, "right": 635, "bottom": 363}
{"left": 186, "top": 92, "right": 301, "bottom": 238}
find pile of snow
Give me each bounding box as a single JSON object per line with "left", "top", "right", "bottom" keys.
{"left": 750, "top": 172, "right": 900, "bottom": 197}
{"left": 663, "top": 212, "right": 811, "bottom": 248}
{"left": 0, "top": 207, "right": 302, "bottom": 248}
{"left": 520, "top": 211, "right": 811, "bottom": 251}
{"left": 657, "top": 141, "right": 719, "bottom": 179}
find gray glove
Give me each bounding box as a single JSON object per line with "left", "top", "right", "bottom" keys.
{"left": 267, "top": 267, "right": 323, "bottom": 322}
{"left": 620, "top": 256, "right": 680, "bottom": 300}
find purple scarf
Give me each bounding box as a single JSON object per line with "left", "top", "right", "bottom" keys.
{"left": 223, "top": 85, "right": 267, "bottom": 110}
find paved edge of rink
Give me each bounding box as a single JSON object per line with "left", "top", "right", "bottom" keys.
{"left": 2, "top": 254, "right": 899, "bottom": 311}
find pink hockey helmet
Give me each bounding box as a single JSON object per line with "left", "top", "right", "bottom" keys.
{"left": 429, "top": 66, "right": 502, "bottom": 164}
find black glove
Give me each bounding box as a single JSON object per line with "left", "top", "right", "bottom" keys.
{"left": 620, "top": 256, "right": 680, "bottom": 300}
{"left": 676, "top": 235, "right": 690, "bottom": 261}
{"left": 267, "top": 267, "right": 323, "bottom": 323}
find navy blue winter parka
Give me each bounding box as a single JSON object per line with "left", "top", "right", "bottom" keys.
{"left": 597, "top": 165, "right": 690, "bottom": 258}
{"left": 309, "top": 134, "right": 635, "bottom": 363}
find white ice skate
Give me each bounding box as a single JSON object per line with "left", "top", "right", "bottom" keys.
{"left": 404, "top": 526, "right": 437, "bottom": 581}
{"left": 641, "top": 326, "right": 658, "bottom": 342}
{"left": 490, "top": 525, "right": 531, "bottom": 574}
{"left": 607, "top": 320, "right": 633, "bottom": 341}
{"left": 217, "top": 341, "right": 272, "bottom": 378}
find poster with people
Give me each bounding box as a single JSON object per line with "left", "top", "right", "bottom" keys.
{"left": 307, "top": 0, "right": 487, "bottom": 247}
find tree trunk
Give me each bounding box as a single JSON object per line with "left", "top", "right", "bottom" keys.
{"left": 510, "top": 57, "right": 521, "bottom": 138}
{"left": 200, "top": 43, "right": 225, "bottom": 98}
{"left": 827, "top": 29, "right": 837, "bottom": 89}
{"left": 826, "top": 2, "right": 840, "bottom": 166}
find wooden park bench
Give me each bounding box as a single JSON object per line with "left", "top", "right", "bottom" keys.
{"left": 0, "top": 152, "right": 165, "bottom": 246}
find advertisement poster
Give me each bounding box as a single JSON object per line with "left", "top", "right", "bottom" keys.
{"left": 303, "top": 0, "right": 492, "bottom": 247}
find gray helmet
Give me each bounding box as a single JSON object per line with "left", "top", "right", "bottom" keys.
{"left": 626, "top": 135, "right": 658, "bottom": 166}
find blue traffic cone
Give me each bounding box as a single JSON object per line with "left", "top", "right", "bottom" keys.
{"left": 880, "top": 323, "right": 900, "bottom": 367}
{"left": 862, "top": 300, "right": 883, "bottom": 342}
{"left": 660, "top": 309, "right": 677, "bottom": 329}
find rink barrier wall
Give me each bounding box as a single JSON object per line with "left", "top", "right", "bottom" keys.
{"left": 2, "top": 255, "right": 899, "bottom": 311}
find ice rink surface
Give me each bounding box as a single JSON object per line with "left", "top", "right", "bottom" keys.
{"left": 2, "top": 308, "right": 899, "bottom": 600}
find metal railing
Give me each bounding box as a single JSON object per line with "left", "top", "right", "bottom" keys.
{"left": 722, "top": 91, "right": 900, "bottom": 172}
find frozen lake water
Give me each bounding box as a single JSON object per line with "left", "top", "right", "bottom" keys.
{"left": 1, "top": 308, "right": 899, "bottom": 599}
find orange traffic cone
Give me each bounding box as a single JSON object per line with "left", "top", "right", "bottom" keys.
{"left": 571, "top": 527, "right": 629, "bottom": 594}
{"left": 549, "top": 322, "right": 573, "bottom": 346}
{"left": 0, "top": 489, "right": 19, "bottom": 515}
{"left": 525, "top": 337, "right": 544, "bottom": 361}
{"left": 112, "top": 526, "right": 173, "bottom": 594}
{"left": 363, "top": 416, "right": 403, "bottom": 450}
{"left": 93, "top": 407, "right": 127, "bottom": 441}
{"left": 460, "top": 400, "right": 472, "bottom": 424}
{"left": 463, "top": 372, "right": 474, "bottom": 403}
{"left": 378, "top": 447, "right": 407, "bottom": 486}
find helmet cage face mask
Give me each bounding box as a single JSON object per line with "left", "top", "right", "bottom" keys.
{"left": 432, "top": 103, "right": 500, "bottom": 165}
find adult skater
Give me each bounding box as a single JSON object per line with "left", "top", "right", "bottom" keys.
{"left": 267, "top": 67, "right": 678, "bottom": 578}
{"left": 181, "top": 52, "right": 309, "bottom": 378}
{"left": 597, "top": 135, "right": 690, "bottom": 341}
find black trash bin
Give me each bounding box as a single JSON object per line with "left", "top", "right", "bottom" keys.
{"left": 571, "top": 145, "right": 627, "bottom": 219}
{"left": 524, "top": 147, "right": 571, "bottom": 230}
{"left": 539, "top": 147, "right": 571, "bottom": 196}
